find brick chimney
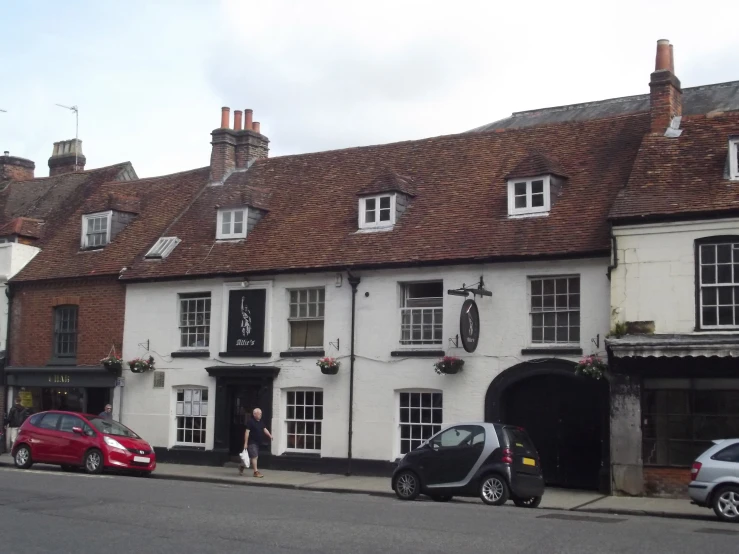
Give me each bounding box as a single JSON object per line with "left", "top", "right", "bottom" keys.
{"left": 0, "top": 151, "right": 35, "bottom": 181}
{"left": 649, "top": 39, "right": 682, "bottom": 133}
{"left": 48, "top": 139, "right": 86, "bottom": 176}
{"left": 210, "top": 106, "right": 269, "bottom": 184}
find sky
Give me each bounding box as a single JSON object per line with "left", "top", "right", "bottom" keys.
{"left": 1, "top": 0, "right": 738, "bottom": 178}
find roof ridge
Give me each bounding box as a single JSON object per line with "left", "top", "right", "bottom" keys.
{"left": 98, "top": 165, "right": 209, "bottom": 188}
{"left": 8, "top": 161, "right": 133, "bottom": 184}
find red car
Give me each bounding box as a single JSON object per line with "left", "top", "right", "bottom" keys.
{"left": 11, "top": 410, "right": 156, "bottom": 476}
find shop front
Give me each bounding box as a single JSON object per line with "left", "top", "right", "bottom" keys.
{"left": 607, "top": 334, "right": 739, "bottom": 497}
{"left": 5, "top": 366, "right": 116, "bottom": 416}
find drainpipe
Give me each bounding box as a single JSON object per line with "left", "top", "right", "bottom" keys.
{"left": 606, "top": 223, "right": 618, "bottom": 280}
{"left": 3, "top": 283, "right": 13, "bottom": 406}
{"left": 346, "top": 271, "right": 361, "bottom": 476}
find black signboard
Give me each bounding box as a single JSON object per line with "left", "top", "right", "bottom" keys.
{"left": 227, "top": 289, "right": 266, "bottom": 354}
{"left": 460, "top": 299, "right": 480, "bottom": 353}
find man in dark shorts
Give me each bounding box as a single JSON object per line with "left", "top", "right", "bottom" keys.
{"left": 240, "top": 408, "right": 273, "bottom": 478}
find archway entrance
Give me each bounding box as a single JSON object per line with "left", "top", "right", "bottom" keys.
{"left": 486, "top": 359, "right": 609, "bottom": 491}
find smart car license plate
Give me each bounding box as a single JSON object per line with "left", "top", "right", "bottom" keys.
{"left": 133, "top": 456, "right": 150, "bottom": 463}
{"left": 523, "top": 457, "right": 536, "bottom": 466}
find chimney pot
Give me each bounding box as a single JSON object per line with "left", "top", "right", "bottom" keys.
{"left": 220, "top": 107, "right": 230, "bottom": 129}
{"left": 234, "top": 110, "right": 243, "bottom": 131}
{"left": 669, "top": 44, "right": 675, "bottom": 73}
{"left": 244, "top": 109, "right": 253, "bottom": 131}
{"left": 3, "top": 151, "right": 8, "bottom": 156}
{"left": 252, "top": 121, "right": 261, "bottom": 134}
{"left": 655, "top": 39, "right": 671, "bottom": 71}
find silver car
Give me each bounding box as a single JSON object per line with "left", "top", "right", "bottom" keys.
{"left": 688, "top": 439, "right": 739, "bottom": 522}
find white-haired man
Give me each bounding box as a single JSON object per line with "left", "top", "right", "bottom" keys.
{"left": 240, "top": 408, "right": 273, "bottom": 478}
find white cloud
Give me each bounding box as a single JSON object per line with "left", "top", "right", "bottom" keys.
{"left": 1, "top": 0, "right": 737, "bottom": 177}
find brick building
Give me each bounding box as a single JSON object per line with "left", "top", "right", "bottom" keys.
{"left": 0, "top": 140, "right": 136, "bottom": 420}
{"left": 4, "top": 165, "right": 206, "bottom": 419}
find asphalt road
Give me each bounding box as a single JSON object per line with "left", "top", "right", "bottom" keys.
{"left": 1, "top": 466, "right": 738, "bottom": 554}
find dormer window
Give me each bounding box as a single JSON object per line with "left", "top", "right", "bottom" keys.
{"left": 729, "top": 137, "right": 739, "bottom": 181}
{"left": 217, "top": 207, "right": 248, "bottom": 240}
{"left": 507, "top": 176, "right": 551, "bottom": 216}
{"left": 81, "top": 211, "right": 112, "bottom": 248}
{"left": 359, "top": 194, "right": 395, "bottom": 229}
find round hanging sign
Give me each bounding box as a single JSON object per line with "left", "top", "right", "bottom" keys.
{"left": 460, "top": 299, "right": 480, "bottom": 353}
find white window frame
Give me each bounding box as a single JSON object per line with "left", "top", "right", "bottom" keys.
{"left": 399, "top": 281, "right": 444, "bottom": 347}
{"left": 507, "top": 175, "right": 551, "bottom": 216}
{"left": 288, "top": 288, "right": 325, "bottom": 350}
{"left": 397, "top": 389, "right": 443, "bottom": 457}
{"left": 284, "top": 388, "right": 323, "bottom": 453}
{"left": 217, "top": 207, "right": 248, "bottom": 240}
{"left": 729, "top": 138, "right": 739, "bottom": 181}
{"left": 698, "top": 240, "right": 739, "bottom": 329}
{"left": 358, "top": 193, "right": 396, "bottom": 230}
{"left": 174, "top": 387, "right": 209, "bottom": 447}
{"left": 81, "top": 210, "right": 112, "bottom": 248}
{"left": 146, "top": 236, "right": 181, "bottom": 259}
{"left": 528, "top": 275, "right": 581, "bottom": 346}
{"left": 178, "top": 292, "right": 212, "bottom": 349}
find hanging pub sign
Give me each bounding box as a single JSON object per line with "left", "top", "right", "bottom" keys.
{"left": 460, "top": 299, "right": 480, "bottom": 353}
{"left": 226, "top": 288, "right": 266, "bottom": 354}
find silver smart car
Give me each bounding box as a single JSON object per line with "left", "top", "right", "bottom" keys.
{"left": 688, "top": 439, "right": 739, "bottom": 522}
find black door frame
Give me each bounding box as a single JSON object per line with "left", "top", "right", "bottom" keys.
{"left": 205, "top": 366, "right": 280, "bottom": 456}
{"left": 484, "top": 358, "right": 611, "bottom": 493}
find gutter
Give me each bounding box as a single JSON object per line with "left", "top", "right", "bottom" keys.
{"left": 346, "top": 271, "right": 361, "bottom": 476}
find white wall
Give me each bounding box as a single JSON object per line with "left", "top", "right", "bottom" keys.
{"left": 611, "top": 218, "right": 739, "bottom": 333}
{"left": 0, "top": 242, "right": 40, "bottom": 351}
{"left": 122, "top": 258, "right": 610, "bottom": 461}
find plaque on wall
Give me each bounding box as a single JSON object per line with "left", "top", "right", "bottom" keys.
{"left": 226, "top": 289, "right": 266, "bottom": 354}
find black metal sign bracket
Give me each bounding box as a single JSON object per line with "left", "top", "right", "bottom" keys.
{"left": 447, "top": 275, "right": 492, "bottom": 298}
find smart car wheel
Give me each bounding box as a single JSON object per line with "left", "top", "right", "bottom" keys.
{"left": 84, "top": 449, "right": 104, "bottom": 475}
{"left": 394, "top": 471, "right": 420, "bottom": 501}
{"left": 14, "top": 445, "right": 33, "bottom": 469}
{"left": 431, "top": 495, "right": 453, "bottom": 502}
{"left": 712, "top": 485, "right": 739, "bottom": 522}
{"left": 513, "top": 495, "right": 542, "bottom": 508}
{"left": 480, "top": 475, "right": 509, "bottom": 506}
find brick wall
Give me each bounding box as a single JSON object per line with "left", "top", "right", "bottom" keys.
{"left": 9, "top": 277, "right": 125, "bottom": 367}
{"left": 643, "top": 467, "right": 691, "bottom": 497}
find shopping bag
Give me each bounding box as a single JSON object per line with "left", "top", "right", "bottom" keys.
{"left": 239, "top": 448, "right": 250, "bottom": 468}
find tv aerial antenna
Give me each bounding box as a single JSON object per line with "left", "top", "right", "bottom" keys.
{"left": 55, "top": 103, "right": 79, "bottom": 168}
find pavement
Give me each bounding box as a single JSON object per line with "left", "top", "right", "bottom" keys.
{"left": 0, "top": 453, "right": 710, "bottom": 521}
{"left": 1, "top": 466, "right": 737, "bottom": 554}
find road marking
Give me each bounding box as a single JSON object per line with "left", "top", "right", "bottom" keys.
{"left": 537, "top": 513, "right": 626, "bottom": 524}
{"left": 0, "top": 467, "right": 112, "bottom": 479}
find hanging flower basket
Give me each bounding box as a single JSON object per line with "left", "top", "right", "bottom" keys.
{"left": 100, "top": 355, "right": 123, "bottom": 373}
{"left": 434, "top": 356, "right": 464, "bottom": 375}
{"left": 317, "top": 357, "right": 340, "bottom": 375}
{"left": 128, "top": 355, "right": 155, "bottom": 374}
{"left": 574, "top": 355, "right": 608, "bottom": 380}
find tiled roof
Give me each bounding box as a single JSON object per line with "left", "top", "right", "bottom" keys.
{"left": 120, "top": 112, "right": 649, "bottom": 282}
{"left": 0, "top": 162, "right": 136, "bottom": 243}
{"left": 471, "top": 81, "right": 739, "bottom": 132}
{"left": 504, "top": 150, "right": 569, "bottom": 180}
{"left": 610, "top": 112, "right": 739, "bottom": 222}
{"left": 11, "top": 167, "right": 209, "bottom": 282}
{"left": 0, "top": 217, "right": 44, "bottom": 239}
{"left": 357, "top": 170, "right": 418, "bottom": 197}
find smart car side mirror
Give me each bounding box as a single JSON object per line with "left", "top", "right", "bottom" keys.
{"left": 72, "top": 427, "right": 84, "bottom": 435}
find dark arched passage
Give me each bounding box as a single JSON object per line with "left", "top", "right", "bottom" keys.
{"left": 485, "top": 358, "right": 610, "bottom": 492}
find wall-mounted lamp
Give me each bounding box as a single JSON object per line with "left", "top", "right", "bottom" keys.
{"left": 335, "top": 273, "right": 343, "bottom": 287}
{"left": 240, "top": 279, "right": 250, "bottom": 288}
